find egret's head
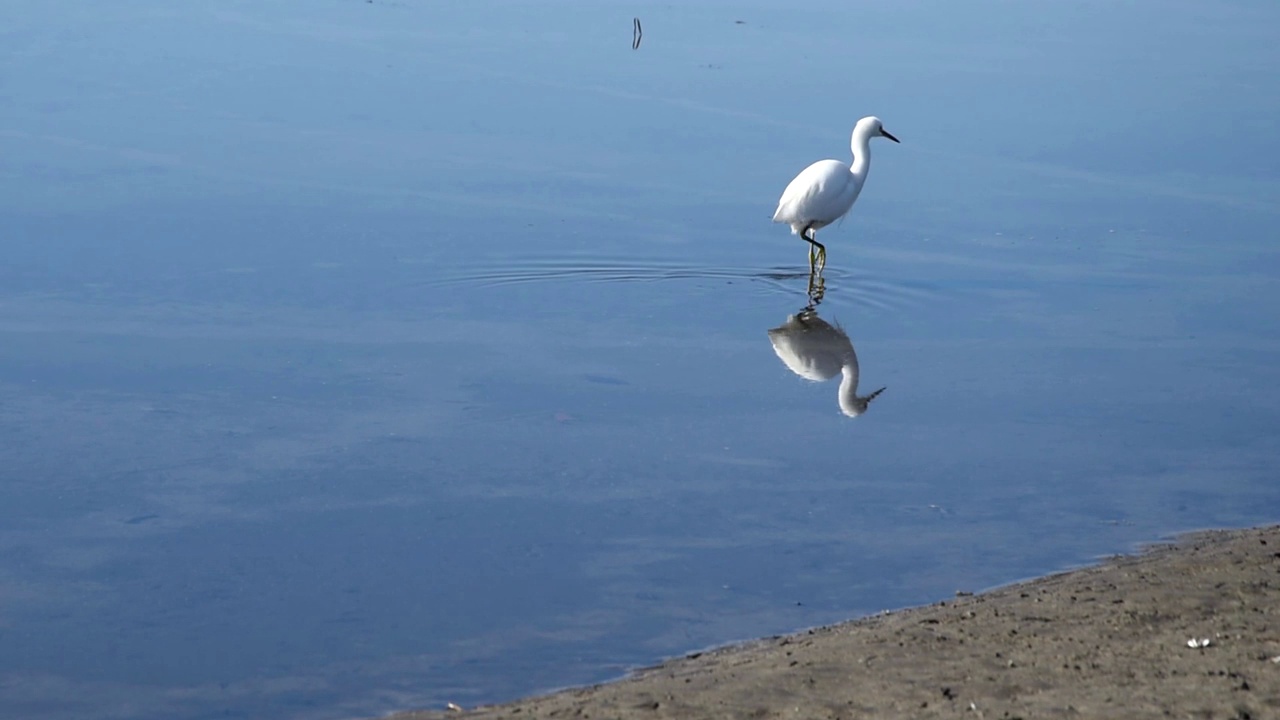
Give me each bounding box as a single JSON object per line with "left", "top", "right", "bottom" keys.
{"left": 839, "top": 386, "right": 886, "bottom": 418}
{"left": 859, "top": 116, "right": 900, "bottom": 144}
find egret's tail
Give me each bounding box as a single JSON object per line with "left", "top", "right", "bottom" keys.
{"left": 773, "top": 212, "right": 800, "bottom": 234}
{"left": 771, "top": 205, "right": 788, "bottom": 225}
{"left": 773, "top": 211, "right": 803, "bottom": 235}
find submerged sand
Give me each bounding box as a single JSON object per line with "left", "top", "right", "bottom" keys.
{"left": 388, "top": 525, "right": 1280, "bottom": 719}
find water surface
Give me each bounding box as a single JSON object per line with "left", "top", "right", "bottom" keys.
{"left": 2, "top": 1, "right": 1279, "bottom": 718}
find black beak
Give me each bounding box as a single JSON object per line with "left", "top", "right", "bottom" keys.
{"left": 881, "top": 129, "right": 900, "bottom": 143}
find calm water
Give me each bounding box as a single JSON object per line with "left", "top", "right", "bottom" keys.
{"left": 3, "top": 1, "right": 1279, "bottom": 718}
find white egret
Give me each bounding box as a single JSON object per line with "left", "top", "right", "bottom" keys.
{"left": 773, "top": 116, "right": 899, "bottom": 270}
{"left": 768, "top": 308, "right": 884, "bottom": 417}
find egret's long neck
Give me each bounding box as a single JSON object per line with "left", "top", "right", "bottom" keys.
{"left": 839, "top": 363, "right": 860, "bottom": 415}
{"left": 849, "top": 130, "right": 874, "bottom": 181}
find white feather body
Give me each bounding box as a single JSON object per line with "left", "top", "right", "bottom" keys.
{"left": 771, "top": 159, "right": 863, "bottom": 235}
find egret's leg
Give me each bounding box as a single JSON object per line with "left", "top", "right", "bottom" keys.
{"left": 802, "top": 226, "right": 825, "bottom": 270}
{"left": 804, "top": 228, "right": 827, "bottom": 273}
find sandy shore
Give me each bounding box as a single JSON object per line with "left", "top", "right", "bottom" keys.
{"left": 388, "top": 525, "right": 1280, "bottom": 719}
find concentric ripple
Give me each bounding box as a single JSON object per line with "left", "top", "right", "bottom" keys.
{"left": 421, "top": 256, "right": 943, "bottom": 314}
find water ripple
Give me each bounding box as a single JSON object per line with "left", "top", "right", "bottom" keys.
{"left": 423, "top": 257, "right": 943, "bottom": 314}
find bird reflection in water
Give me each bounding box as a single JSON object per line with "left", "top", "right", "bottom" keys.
{"left": 767, "top": 271, "right": 885, "bottom": 417}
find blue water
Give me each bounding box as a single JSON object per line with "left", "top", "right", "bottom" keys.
{"left": 2, "top": 1, "right": 1279, "bottom": 718}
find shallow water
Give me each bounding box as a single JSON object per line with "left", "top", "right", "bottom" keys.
{"left": 2, "top": 1, "right": 1279, "bottom": 718}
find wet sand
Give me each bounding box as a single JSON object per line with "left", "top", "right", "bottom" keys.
{"left": 388, "top": 525, "right": 1280, "bottom": 719}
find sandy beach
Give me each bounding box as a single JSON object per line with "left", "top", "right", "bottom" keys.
{"left": 387, "top": 525, "right": 1280, "bottom": 720}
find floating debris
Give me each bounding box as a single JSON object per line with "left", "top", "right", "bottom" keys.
{"left": 632, "top": 17, "right": 643, "bottom": 50}
{"left": 124, "top": 513, "right": 160, "bottom": 525}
